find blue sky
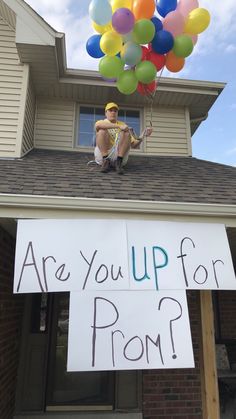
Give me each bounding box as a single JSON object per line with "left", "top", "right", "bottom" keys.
{"left": 26, "top": 0, "right": 236, "bottom": 167}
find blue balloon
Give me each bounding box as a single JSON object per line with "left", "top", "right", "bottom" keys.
{"left": 151, "top": 30, "right": 174, "bottom": 54}
{"left": 151, "top": 16, "right": 163, "bottom": 32}
{"left": 89, "top": 0, "right": 112, "bottom": 25}
{"left": 156, "top": 0, "right": 177, "bottom": 18}
{"left": 86, "top": 35, "right": 104, "bottom": 58}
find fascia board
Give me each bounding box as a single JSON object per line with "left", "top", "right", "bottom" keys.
{"left": 0, "top": 194, "right": 236, "bottom": 227}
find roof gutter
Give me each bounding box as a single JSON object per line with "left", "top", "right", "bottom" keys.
{"left": 0, "top": 194, "right": 236, "bottom": 227}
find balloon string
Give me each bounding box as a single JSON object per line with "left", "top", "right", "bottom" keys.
{"left": 146, "top": 67, "right": 164, "bottom": 128}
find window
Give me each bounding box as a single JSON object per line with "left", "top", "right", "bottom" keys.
{"left": 76, "top": 106, "right": 140, "bottom": 147}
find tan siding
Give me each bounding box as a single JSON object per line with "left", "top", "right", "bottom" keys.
{"left": 0, "top": 18, "right": 24, "bottom": 157}
{"left": 145, "top": 106, "right": 189, "bottom": 156}
{"left": 22, "top": 77, "right": 35, "bottom": 155}
{"left": 35, "top": 99, "right": 75, "bottom": 150}
{"left": 0, "top": 0, "right": 16, "bottom": 30}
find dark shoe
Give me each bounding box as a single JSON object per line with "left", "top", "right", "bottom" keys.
{"left": 101, "top": 158, "right": 110, "bottom": 173}
{"left": 116, "top": 159, "right": 124, "bottom": 175}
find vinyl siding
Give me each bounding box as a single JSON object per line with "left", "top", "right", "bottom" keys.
{"left": 22, "top": 77, "right": 35, "bottom": 155}
{"left": 0, "top": 0, "right": 16, "bottom": 30}
{"left": 0, "top": 18, "right": 24, "bottom": 157}
{"left": 34, "top": 100, "right": 190, "bottom": 156}
{"left": 145, "top": 106, "right": 190, "bottom": 156}
{"left": 34, "top": 99, "right": 75, "bottom": 150}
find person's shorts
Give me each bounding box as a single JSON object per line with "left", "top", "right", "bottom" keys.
{"left": 94, "top": 144, "right": 129, "bottom": 166}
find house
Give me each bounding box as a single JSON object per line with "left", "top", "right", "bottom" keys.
{"left": 0, "top": 1, "right": 236, "bottom": 418}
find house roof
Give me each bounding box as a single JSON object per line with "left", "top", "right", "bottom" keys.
{"left": 0, "top": 149, "right": 235, "bottom": 205}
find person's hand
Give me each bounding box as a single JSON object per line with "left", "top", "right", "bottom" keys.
{"left": 120, "top": 124, "right": 129, "bottom": 132}
{"left": 145, "top": 127, "right": 153, "bottom": 137}
{"left": 139, "top": 127, "right": 153, "bottom": 140}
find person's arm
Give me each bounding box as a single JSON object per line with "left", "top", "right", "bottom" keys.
{"left": 95, "top": 120, "right": 129, "bottom": 131}
{"left": 130, "top": 127, "right": 153, "bottom": 149}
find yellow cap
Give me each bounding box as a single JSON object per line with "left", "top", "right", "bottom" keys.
{"left": 105, "top": 102, "right": 119, "bottom": 111}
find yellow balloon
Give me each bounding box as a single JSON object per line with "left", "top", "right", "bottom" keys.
{"left": 100, "top": 31, "right": 123, "bottom": 56}
{"left": 92, "top": 21, "right": 112, "bottom": 34}
{"left": 110, "top": 0, "right": 133, "bottom": 13}
{"left": 184, "top": 8, "right": 210, "bottom": 35}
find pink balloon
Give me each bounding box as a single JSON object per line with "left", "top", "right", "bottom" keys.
{"left": 190, "top": 34, "right": 198, "bottom": 45}
{"left": 177, "top": 0, "right": 199, "bottom": 18}
{"left": 163, "top": 10, "right": 185, "bottom": 37}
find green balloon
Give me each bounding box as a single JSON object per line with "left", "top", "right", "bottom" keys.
{"left": 117, "top": 70, "right": 138, "bottom": 95}
{"left": 99, "top": 56, "right": 124, "bottom": 79}
{"left": 132, "top": 19, "right": 155, "bottom": 45}
{"left": 135, "top": 61, "right": 156, "bottom": 84}
{"left": 173, "top": 35, "right": 193, "bottom": 58}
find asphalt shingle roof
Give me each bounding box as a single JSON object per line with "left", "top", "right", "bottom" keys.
{"left": 0, "top": 149, "right": 235, "bottom": 205}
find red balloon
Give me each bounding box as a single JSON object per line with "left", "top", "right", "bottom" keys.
{"left": 147, "top": 51, "right": 166, "bottom": 71}
{"left": 141, "top": 46, "right": 149, "bottom": 60}
{"left": 137, "top": 80, "right": 157, "bottom": 95}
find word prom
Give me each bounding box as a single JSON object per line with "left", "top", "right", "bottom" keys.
{"left": 67, "top": 290, "right": 194, "bottom": 371}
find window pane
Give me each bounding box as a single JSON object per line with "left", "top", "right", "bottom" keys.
{"left": 80, "top": 119, "right": 94, "bottom": 133}
{"left": 30, "top": 294, "right": 48, "bottom": 333}
{"left": 79, "top": 133, "right": 94, "bottom": 147}
{"left": 80, "top": 107, "right": 94, "bottom": 120}
{"left": 126, "top": 110, "right": 139, "bottom": 118}
{"left": 95, "top": 108, "right": 104, "bottom": 119}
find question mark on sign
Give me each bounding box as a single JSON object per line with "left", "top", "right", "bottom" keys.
{"left": 158, "top": 297, "right": 183, "bottom": 359}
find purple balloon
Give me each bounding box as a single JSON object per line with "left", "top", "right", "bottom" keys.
{"left": 112, "top": 8, "right": 135, "bottom": 35}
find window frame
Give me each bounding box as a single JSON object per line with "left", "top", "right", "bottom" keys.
{"left": 75, "top": 104, "right": 144, "bottom": 151}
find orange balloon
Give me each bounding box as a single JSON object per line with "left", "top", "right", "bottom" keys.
{"left": 132, "top": 0, "right": 155, "bottom": 20}
{"left": 165, "top": 51, "right": 185, "bottom": 73}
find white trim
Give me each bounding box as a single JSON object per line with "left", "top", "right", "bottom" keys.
{"left": 185, "top": 107, "right": 192, "bottom": 156}
{"left": 4, "top": 0, "right": 57, "bottom": 43}
{"left": 15, "top": 63, "right": 29, "bottom": 158}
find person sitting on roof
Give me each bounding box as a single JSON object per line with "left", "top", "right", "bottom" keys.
{"left": 94, "top": 102, "right": 153, "bottom": 175}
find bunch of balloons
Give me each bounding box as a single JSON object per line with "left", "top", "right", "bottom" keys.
{"left": 86, "top": 0, "right": 210, "bottom": 95}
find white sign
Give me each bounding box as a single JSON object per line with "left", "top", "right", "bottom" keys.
{"left": 14, "top": 219, "right": 236, "bottom": 292}
{"left": 14, "top": 219, "right": 129, "bottom": 293}
{"left": 127, "top": 220, "right": 236, "bottom": 290}
{"left": 67, "top": 290, "right": 194, "bottom": 371}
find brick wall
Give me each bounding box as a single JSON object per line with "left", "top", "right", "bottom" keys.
{"left": 143, "top": 291, "right": 202, "bottom": 419}
{"left": 217, "top": 291, "right": 236, "bottom": 340}
{"left": 0, "top": 226, "right": 24, "bottom": 419}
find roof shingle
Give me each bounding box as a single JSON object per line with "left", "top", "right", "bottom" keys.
{"left": 0, "top": 149, "right": 235, "bottom": 205}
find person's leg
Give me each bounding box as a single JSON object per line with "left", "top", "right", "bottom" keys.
{"left": 117, "top": 131, "right": 131, "bottom": 157}
{"left": 96, "top": 129, "right": 111, "bottom": 157}
{"left": 116, "top": 131, "right": 131, "bottom": 175}
{"left": 96, "top": 129, "right": 111, "bottom": 172}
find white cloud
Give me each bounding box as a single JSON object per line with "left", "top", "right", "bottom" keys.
{"left": 190, "top": 0, "right": 236, "bottom": 56}
{"left": 225, "top": 44, "right": 236, "bottom": 53}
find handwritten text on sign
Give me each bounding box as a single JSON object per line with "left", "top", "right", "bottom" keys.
{"left": 14, "top": 219, "right": 236, "bottom": 292}
{"left": 67, "top": 290, "right": 194, "bottom": 371}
